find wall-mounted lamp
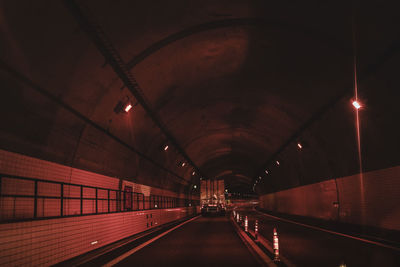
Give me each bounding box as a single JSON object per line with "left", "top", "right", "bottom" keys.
{"left": 297, "top": 143, "right": 303, "bottom": 150}
{"left": 124, "top": 103, "right": 133, "bottom": 112}
{"left": 352, "top": 100, "right": 361, "bottom": 109}
{"left": 114, "top": 97, "right": 137, "bottom": 114}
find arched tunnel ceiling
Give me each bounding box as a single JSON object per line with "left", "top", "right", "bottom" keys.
{"left": 0, "top": 1, "right": 399, "bottom": 195}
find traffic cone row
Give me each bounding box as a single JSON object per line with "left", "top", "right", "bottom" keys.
{"left": 233, "top": 211, "right": 280, "bottom": 263}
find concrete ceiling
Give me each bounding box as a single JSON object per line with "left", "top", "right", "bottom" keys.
{"left": 0, "top": 0, "right": 399, "bottom": 194}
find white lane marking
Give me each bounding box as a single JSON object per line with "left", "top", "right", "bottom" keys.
{"left": 78, "top": 227, "right": 166, "bottom": 265}
{"left": 254, "top": 209, "right": 400, "bottom": 251}
{"left": 103, "top": 215, "right": 200, "bottom": 267}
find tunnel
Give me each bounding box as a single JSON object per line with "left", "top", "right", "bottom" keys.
{"left": 0, "top": 1, "right": 399, "bottom": 266}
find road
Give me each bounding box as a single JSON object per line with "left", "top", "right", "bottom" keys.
{"left": 235, "top": 206, "right": 400, "bottom": 267}
{"left": 113, "top": 216, "right": 260, "bottom": 267}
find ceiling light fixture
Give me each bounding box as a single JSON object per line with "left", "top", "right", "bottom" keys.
{"left": 352, "top": 100, "right": 361, "bottom": 109}
{"left": 297, "top": 143, "right": 303, "bottom": 149}
{"left": 124, "top": 103, "right": 133, "bottom": 112}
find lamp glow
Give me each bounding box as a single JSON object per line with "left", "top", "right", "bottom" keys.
{"left": 352, "top": 100, "right": 361, "bottom": 109}
{"left": 124, "top": 104, "right": 132, "bottom": 112}
{"left": 297, "top": 143, "right": 302, "bottom": 149}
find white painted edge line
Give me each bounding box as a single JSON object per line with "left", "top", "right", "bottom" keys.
{"left": 254, "top": 209, "right": 400, "bottom": 252}
{"left": 102, "top": 215, "right": 201, "bottom": 267}
{"left": 230, "top": 215, "right": 277, "bottom": 267}
{"left": 78, "top": 226, "right": 163, "bottom": 265}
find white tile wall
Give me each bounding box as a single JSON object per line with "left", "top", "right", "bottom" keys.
{"left": 0, "top": 149, "right": 198, "bottom": 266}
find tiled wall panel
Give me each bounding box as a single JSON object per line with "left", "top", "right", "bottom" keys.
{"left": 0, "top": 149, "right": 198, "bottom": 266}
{"left": 259, "top": 166, "right": 400, "bottom": 231}
{"left": 259, "top": 180, "right": 338, "bottom": 220}
{"left": 0, "top": 207, "right": 196, "bottom": 266}
{"left": 336, "top": 166, "right": 400, "bottom": 230}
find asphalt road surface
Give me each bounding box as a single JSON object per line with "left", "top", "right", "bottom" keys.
{"left": 236, "top": 206, "right": 400, "bottom": 267}
{"left": 114, "top": 216, "right": 260, "bottom": 267}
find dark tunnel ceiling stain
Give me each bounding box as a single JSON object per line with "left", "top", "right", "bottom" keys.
{"left": 126, "top": 18, "right": 351, "bottom": 69}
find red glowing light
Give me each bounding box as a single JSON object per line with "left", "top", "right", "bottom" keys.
{"left": 352, "top": 100, "right": 361, "bottom": 109}
{"left": 124, "top": 104, "right": 133, "bottom": 112}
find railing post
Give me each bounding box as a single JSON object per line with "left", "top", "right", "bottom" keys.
{"left": 34, "top": 180, "right": 38, "bottom": 218}
{"left": 107, "top": 189, "right": 110, "bottom": 212}
{"left": 122, "top": 190, "right": 125, "bottom": 211}
{"left": 60, "top": 184, "right": 64, "bottom": 217}
{"left": 80, "top": 186, "right": 83, "bottom": 215}
{"left": 95, "top": 188, "right": 98, "bottom": 214}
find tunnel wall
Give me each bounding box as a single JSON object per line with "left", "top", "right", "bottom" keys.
{"left": 259, "top": 165, "right": 400, "bottom": 231}
{"left": 0, "top": 148, "right": 187, "bottom": 200}
{"left": 0, "top": 207, "right": 196, "bottom": 266}
{"left": 0, "top": 149, "right": 198, "bottom": 266}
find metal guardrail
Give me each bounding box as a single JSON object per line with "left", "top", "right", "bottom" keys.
{"left": 0, "top": 173, "right": 197, "bottom": 223}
